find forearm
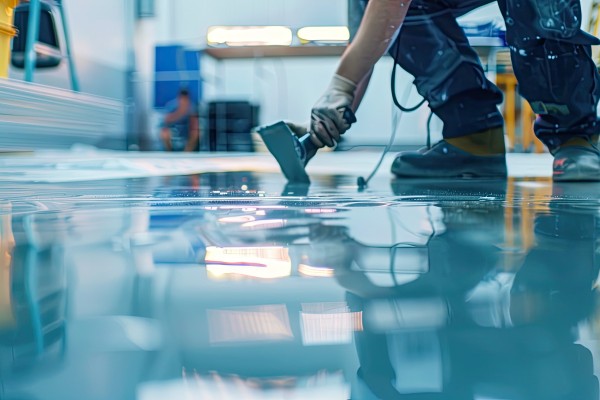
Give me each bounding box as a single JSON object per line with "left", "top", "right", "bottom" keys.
{"left": 337, "top": 0, "right": 409, "bottom": 86}
{"left": 309, "top": 1, "right": 408, "bottom": 146}
{"left": 352, "top": 67, "right": 374, "bottom": 111}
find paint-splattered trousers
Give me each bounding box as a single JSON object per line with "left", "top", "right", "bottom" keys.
{"left": 349, "top": 0, "right": 600, "bottom": 150}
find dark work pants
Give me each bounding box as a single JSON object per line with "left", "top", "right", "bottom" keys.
{"left": 349, "top": 0, "right": 600, "bottom": 150}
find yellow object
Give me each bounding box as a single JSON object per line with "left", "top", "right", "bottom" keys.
{"left": 587, "top": 0, "right": 600, "bottom": 64}
{"left": 0, "top": 0, "right": 18, "bottom": 78}
{"left": 0, "top": 262, "right": 14, "bottom": 328}
{"left": 496, "top": 73, "right": 545, "bottom": 153}
{"left": 0, "top": 206, "right": 15, "bottom": 328}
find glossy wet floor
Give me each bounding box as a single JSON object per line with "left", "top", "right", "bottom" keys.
{"left": 0, "top": 163, "right": 598, "bottom": 399}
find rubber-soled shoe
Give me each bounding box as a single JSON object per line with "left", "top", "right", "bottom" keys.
{"left": 391, "top": 141, "right": 507, "bottom": 178}
{"left": 552, "top": 146, "right": 600, "bottom": 181}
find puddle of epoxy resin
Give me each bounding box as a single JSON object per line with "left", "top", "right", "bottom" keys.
{"left": 0, "top": 172, "right": 598, "bottom": 400}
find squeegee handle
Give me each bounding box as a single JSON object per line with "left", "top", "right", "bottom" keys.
{"left": 299, "top": 133, "right": 319, "bottom": 162}
{"left": 300, "top": 106, "right": 357, "bottom": 147}
{"left": 342, "top": 107, "right": 357, "bottom": 125}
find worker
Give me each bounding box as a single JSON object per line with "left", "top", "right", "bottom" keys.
{"left": 302, "top": 0, "right": 600, "bottom": 181}
{"left": 160, "top": 88, "right": 200, "bottom": 152}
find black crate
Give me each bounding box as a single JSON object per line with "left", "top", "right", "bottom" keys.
{"left": 205, "top": 101, "right": 259, "bottom": 152}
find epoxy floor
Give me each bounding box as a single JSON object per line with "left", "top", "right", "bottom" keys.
{"left": 0, "top": 151, "right": 598, "bottom": 400}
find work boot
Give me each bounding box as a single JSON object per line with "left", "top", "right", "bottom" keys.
{"left": 391, "top": 127, "right": 507, "bottom": 178}
{"left": 552, "top": 136, "right": 600, "bottom": 181}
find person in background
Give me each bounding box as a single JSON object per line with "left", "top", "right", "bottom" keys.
{"left": 301, "top": 0, "right": 600, "bottom": 181}
{"left": 160, "top": 88, "right": 200, "bottom": 152}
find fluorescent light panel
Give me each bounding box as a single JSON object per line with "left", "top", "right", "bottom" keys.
{"left": 207, "top": 26, "right": 293, "bottom": 47}
{"left": 205, "top": 246, "right": 291, "bottom": 279}
{"left": 297, "top": 26, "right": 350, "bottom": 43}
{"left": 300, "top": 303, "right": 362, "bottom": 345}
{"left": 298, "top": 263, "right": 334, "bottom": 278}
{"left": 207, "top": 304, "right": 293, "bottom": 344}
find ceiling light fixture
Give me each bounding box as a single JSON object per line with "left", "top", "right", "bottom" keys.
{"left": 207, "top": 26, "right": 293, "bottom": 47}
{"left": 297, "top": 26, "right": 350, "bottom": 44}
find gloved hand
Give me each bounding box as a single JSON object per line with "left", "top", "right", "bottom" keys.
{"left": 310, "top": 74, "right": 357, "bottom": 147}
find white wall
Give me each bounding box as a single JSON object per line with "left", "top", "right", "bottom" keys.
{"left": 150, "top": 0, "right": 549, "bottom": 147}
{"left": 199, "top": 55, "right": 434, "bottom": 147}
{"left": 9, "top": 0, "right": 132, "bottom": 100}
{"left": 155, "top": 0, "right": 348, "bottom": 45}
{"left": 19, "top": 0, "right": 594, "bottom": 148}
{"left": 145, "top": 0, "right": 433, "bottom": 147}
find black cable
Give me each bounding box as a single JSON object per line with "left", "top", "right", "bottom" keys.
{"left": 426, "top": 110, "right": 434, "bottom": 149}
{"left": 391, "top": 36, "right": 426, "bottom": 113}
{"left": 391, "top": 61, "right": 426, "bottom": 112}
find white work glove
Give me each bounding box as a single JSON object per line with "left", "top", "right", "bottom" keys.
{"left": 310, "top": 74, "right": 357, "bottom": 147}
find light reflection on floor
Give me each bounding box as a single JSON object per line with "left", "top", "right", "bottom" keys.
{"left": 0, "top": 163, "right": 598, "bottom": 400}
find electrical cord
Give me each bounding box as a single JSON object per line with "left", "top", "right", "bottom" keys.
{"left": 426, "top": 110, "right": 434, "bottom": 149}
{"left": 391, "top": 62, "right": 426, "bottom": 112}
{"left": 357, "top": 83, "right": 413, "bottom": 189}
{"left": 357, "top": 37, "right": 427, "bottom": 189}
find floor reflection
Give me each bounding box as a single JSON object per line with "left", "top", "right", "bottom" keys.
{"left": 0, "top": 173, "right": 597, "bottom": 399}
